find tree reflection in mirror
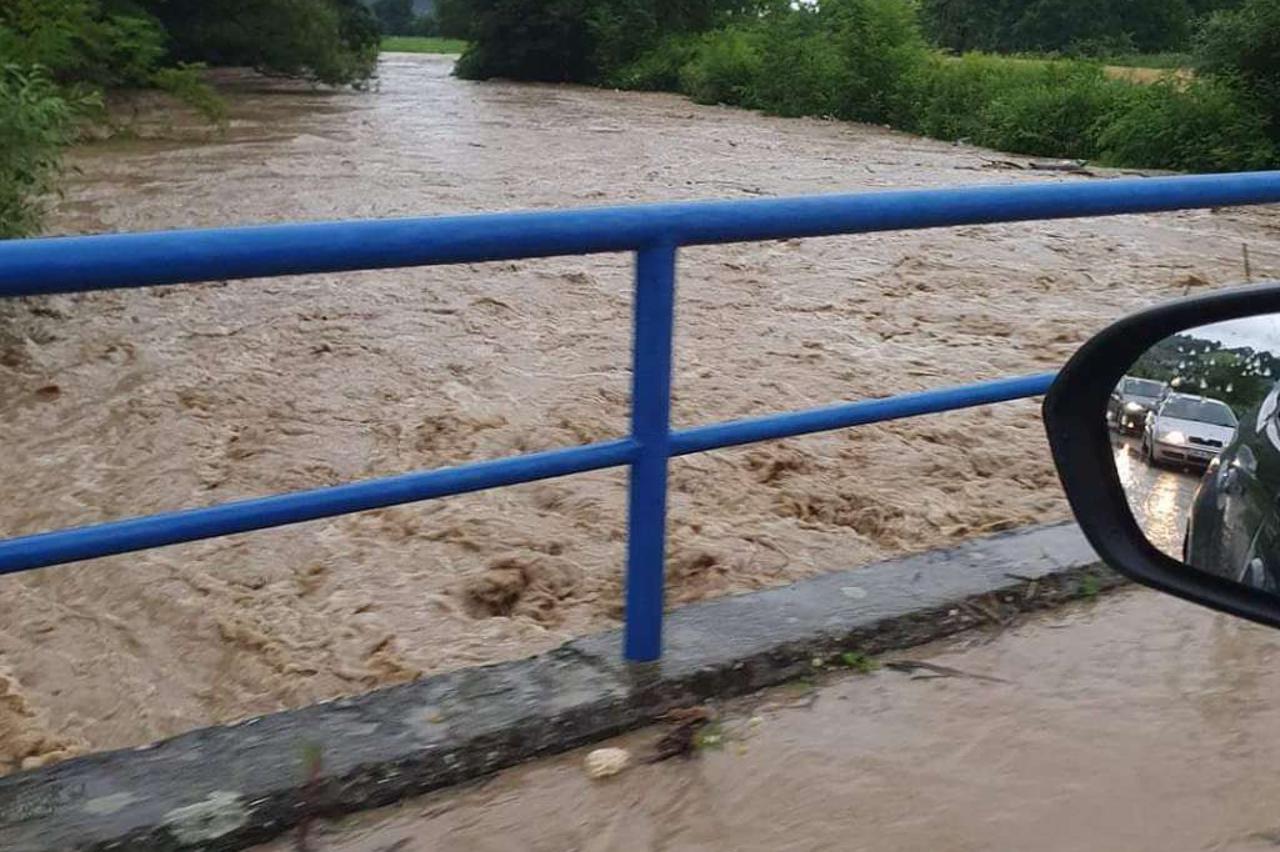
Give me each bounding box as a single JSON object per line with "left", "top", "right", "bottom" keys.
{"left": 1114, "top": 314, "right": 1280, "bottom": 594}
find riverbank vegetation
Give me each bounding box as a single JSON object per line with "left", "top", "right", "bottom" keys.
{"left": 453, "top": 0, "right": 1280, "bottom": 174}
{"left": 1, "top": 0, "right": 380, "bottom": 237}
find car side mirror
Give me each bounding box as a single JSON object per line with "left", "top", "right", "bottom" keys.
{"left": 1044, "top": 283, "right": 1280, "bottom": 627}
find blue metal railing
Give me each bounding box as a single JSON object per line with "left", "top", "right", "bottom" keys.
{"left": 3, "top": 172, "right": 1279, "bottom": 661}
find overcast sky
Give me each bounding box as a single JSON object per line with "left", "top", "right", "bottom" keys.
{"left": 1183, "top": 315, "right": 1280, "bottom": 353}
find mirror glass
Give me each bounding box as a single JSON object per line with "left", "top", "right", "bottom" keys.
{"left": 1114, "top": 314, "right": 1280, "bottom": 594}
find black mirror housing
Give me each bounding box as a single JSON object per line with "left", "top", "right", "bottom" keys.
{"left": 1044, "top": 282, "right": 1280, "bottom": 629}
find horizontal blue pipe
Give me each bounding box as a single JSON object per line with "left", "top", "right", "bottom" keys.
{"left": 3, "top": 172, "right": 1280, "bottom": 295}
{"left": 668, "top": 372, "right": 1058, "bottom": 456}
{"left": 0, "top": 439, "right": 638, "bottom": 575}
{"left": 0, "top": 375, "right": 1056, "bottom": 575}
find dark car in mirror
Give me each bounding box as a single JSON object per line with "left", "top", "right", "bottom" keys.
{"left": 1107, "top": 376, "right": 1166, "bottom": 435}
{"left": 1185, "top": 382, "right": 1280, "bottom": 593}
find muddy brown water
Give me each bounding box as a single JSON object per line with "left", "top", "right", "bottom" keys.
{"left": 254, "top": 589, "right": 1280, "bottom": 852}
{"left": 1, "top": 53, "right": 1278, "bottom": 772}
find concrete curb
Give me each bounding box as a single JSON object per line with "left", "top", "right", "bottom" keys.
{"left": 0, "top": 522, "right": 1116, "bottom": 851}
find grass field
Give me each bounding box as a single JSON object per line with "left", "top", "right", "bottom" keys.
{"left": 381, "top": 36, "right": 468, "bottom": 54}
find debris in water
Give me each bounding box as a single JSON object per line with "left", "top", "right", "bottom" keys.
{"left": 885, "top": 660, "right": 1009, "bottom": 683}
{"left": 1028, "top": 159, "right": 1089, "bottom": 172}
{"left": 584, "top": 747, "right": 631, "bottom": 779}
{"left": 647, "top": 706, "right": 718, "bottom": 763}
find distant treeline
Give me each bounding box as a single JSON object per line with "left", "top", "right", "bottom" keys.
{"left": 448, "top": 0, "right": 1279, "bottom": 174}
{"left": 920, "top": 0, "right": 1242, "bottom": 56}
{"left": 369, "top": 0, "right": 463, "bottom": 37}
{"left": 1132, "top": 332, "right": 1280, "bottom": 416}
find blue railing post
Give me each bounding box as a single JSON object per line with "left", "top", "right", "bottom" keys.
{"left": 624, "top": 243, "right": 678, "bottom": 662}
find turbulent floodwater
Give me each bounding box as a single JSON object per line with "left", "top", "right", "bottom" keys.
{"left": 1, "top": 53, "right": 1277, "bottom": 771}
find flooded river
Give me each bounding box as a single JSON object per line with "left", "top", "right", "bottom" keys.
{"left": 1, "top": 53, "right": 1278, "bottom": 771}
{"left": 255, "top": 590, "right": 1280, "bottom": 852}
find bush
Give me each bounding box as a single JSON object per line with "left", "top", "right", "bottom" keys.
{"left": 678, "top": 27, "right": 762, "bottom": 105}
{"left": 618, "top": 5, "right": 1277, "bottom": 172}
{"left": 1197, "top": 0, "right": 1280, "bottom": 139}
{"left": 825, "top": 0, "right": 929, "bottom": 125}
{"left": 1096, "top": 79, "right": 1276, "bottom": 170}
{"left": 153, "top": 0, "right": 380, "bottom": 87}
{"left": 752, "top": 13, "right": 845, "bottom": 117}
{"left": 608, "top": 33, "right": 702, "bottom": 90}
{"left": 974, "top": 61, "right": 1124, "bottom": 158}
{"left": 666, "top": 0, "right": 929, "bottom": 122}
{"left": 0, "top": 66, "right": 91, "bottom": 238}
{"left": 911, "top": 53, "right": 1023, "bottom": 141}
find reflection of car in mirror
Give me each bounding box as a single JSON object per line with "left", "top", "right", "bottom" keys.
{"left": 1140, "top": 393, "right": 1238, "bottom": 469}
{"left": 1186, "top": 384, "right": 1280, "bottom": 592}
{"left": 1107, "top": 376, "right": 1166, "bottom": 434}
{"left": 1042, "top": 286, "right": 1280, "bottom": 632}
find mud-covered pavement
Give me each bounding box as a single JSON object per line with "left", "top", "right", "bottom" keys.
{"left": 255, "top": 589, "right": 1280, "bottom": 852}
{"left": 1, "top": 53, "right": 1278, "bottom": 770}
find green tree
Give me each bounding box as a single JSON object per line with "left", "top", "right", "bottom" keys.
{"left": 455, "top": 0, "right": 764, "bottom": 82}
{"left": 1132, "top": 335, "right": 1280, "bottom": 416}
{"left": 432, "top": 0, "right": 473, "bottom": 38}
{"left": 919, "top": 0, "right": 1012, "bottom": 52}
{"left": 455, "top": 0, "right": 596, "bottom": 82}
{"left": 0, "top": 0, "right": 167, "bottom": 87}
{"left": 1120, "top": 0, "right": 1192, "bottom": 53}
{"left": 0, "top": 66, "right": 90, "bottom": 238}
{"left": 1008, "top": 0, "right": 1117, "bottom": 53}
{"left": 373, "top": 0, "right": 415, "bottom": 33}
{"left": 1197, "top": 0, "right": 1280, "bottom": 140}
{"left": 921, "top": 0, "right": 1195, "bottom": 55}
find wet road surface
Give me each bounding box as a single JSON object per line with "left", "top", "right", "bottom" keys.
{"left": 1114, "top": 434, "right": 1205, "bottom": 558}
{"left": 254, "top": 589, "right": 1280, "bottom": 852}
